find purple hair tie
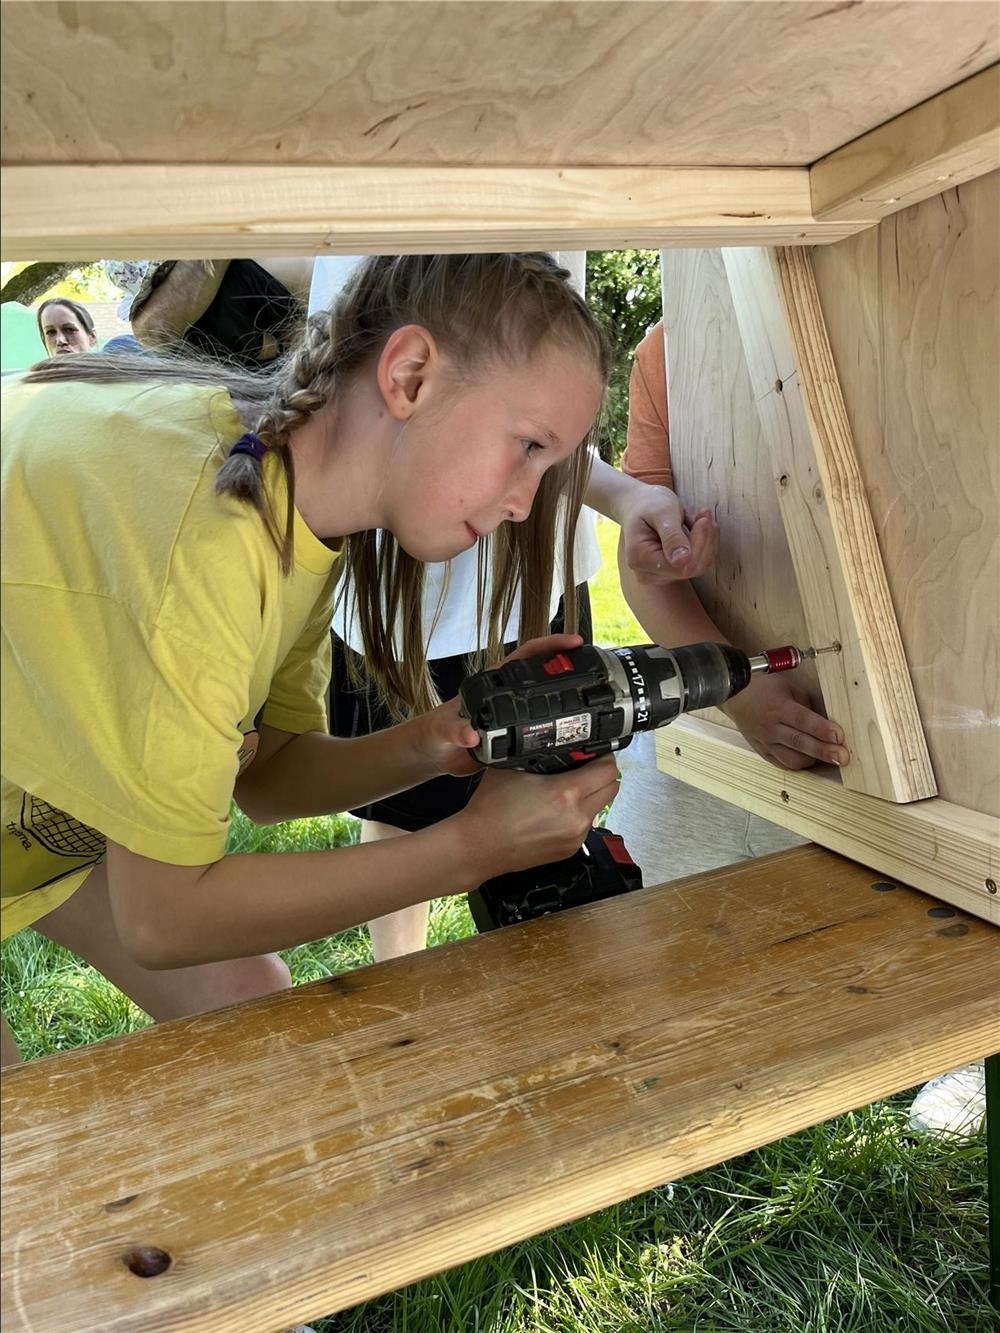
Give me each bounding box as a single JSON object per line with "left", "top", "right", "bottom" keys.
{"left": 229, "top": 432, "right": 267, "bottom": 463}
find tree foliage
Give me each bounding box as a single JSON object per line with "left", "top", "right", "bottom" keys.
{"left": 0, "top": 262, "right": 81, "bottom": 306}
{"left": 586, "top": 250, "right": 662, "bottom": 463}
{"left": 0, "top": 261, "right": 118, "bottom": 306}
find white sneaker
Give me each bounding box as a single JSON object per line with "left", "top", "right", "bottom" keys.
{"left": 907, "top": 1062, "right": 987, "bottom": 1141}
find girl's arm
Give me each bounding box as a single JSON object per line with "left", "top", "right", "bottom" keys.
{"left": 106, "top": 755, "right": 620, "bottom": 969}
{"left": 236, "top": 631, "right": 588, "bottom": 825}
{"left": 104, "top": 632, "right": 620, "bottom": 969}
{"left": 234, "top": 713, "right": 472, "bottom": 827}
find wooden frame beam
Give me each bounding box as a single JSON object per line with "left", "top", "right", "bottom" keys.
{"left": 810, "top": 65, "right": 1000, "bottom": 223}
{"left": 721, "top": 246, "right": 936, "bottom": 803}
{"left": 656, "top": 721, "right": 999, "bottom": 924}
{"left": 0, "top": 166, "right": 868, "bottom": 261}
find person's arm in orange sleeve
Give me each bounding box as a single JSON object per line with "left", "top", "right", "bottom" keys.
{"left": 621, "top": 321, "right": 673, "bottom": 489}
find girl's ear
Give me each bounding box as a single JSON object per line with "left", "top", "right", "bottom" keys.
{"left": 376, "top": 324, "right": 439, "bottom": 421}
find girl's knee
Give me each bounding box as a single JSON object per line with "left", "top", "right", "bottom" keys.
{"left": 1, "top": 1013, "right": 23, "bottom": 1068}
{"left": 254, "top": 952, "right": 293, "bottom": 994}
{"left": 228, "top": 952, "right": 292, "bottom": 1000}
{"left": 161, "top": 953, "right": 292, "bottom": 1019}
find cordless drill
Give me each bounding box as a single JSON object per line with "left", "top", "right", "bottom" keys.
{"left": 463, "top": 638, "right": 835, "bottom": 930}
{"left": 460, "top": 640, "right": 835, "bottom": 774}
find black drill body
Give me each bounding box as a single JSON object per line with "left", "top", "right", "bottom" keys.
{"left": 461, "top": 641, "right": 754, "bottom": 774}
{"left": 469, "top": 826, "right": 643, "bottom": 932}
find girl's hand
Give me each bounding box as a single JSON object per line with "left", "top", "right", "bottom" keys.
{"left": 415, "top": 633, "right": 587, "bottom": 778}
{"left": 722, "top": 673, "right": 850, "bottom": 770}
{"left": 457, "top": 754, "right": 621, "bottom": 880}
{"left": 618, "top": 486, "right": 719, "bottom": 584}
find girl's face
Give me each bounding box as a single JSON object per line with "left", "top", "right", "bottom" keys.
{"left": 40, "top": 304, "right": 97, "bottom": 356}
{"left": 386, "top": 345, "right": 603, "bottom": 563}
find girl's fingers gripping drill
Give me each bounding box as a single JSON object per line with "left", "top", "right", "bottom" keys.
{"left": 465, "top": 756, "right": 620, "bottom": 877}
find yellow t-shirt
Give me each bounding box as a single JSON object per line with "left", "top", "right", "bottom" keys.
{"left": 1, "top": 377, "right": 340, "bottom": 937}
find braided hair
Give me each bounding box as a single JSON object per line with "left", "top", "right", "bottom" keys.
{"left": 23, "top": 255, "right": 610, "bottom": 713}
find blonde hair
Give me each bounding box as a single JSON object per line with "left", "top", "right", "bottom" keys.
{"left": 23, "top": 254, "right": 610, "bottom": 714}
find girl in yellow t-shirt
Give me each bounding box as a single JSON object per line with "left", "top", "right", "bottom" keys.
{"left": 1, "top": 253, "right": 704, "bottom": 1067}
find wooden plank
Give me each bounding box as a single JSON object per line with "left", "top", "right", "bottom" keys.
{"left": 811, "top": 66, "right": 1000, "bottom": 222}
{"left": 722, "top": 246, "right": 936, "bottom": 803}
{"left": 811, "top": 172, "right": 1000, "bottom": 817}
{"left": 656, "top": 720, "right": 999, "bottom": 924}
{"left": 3, "top": 846, "right": 999, "bottom": 1331}
{"left": 3, "top": 2, "right": 996, "bottom": 170}
{"left": 0, "top": 165, "right": 868, "bottom": 261}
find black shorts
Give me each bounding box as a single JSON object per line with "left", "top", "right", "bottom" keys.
{"left": 327, "top": 585, "right": 592, "bottom": 831}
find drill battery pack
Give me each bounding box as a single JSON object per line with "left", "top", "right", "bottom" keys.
{"left": 468, "top": 826, "right": 644, "bottom": 932}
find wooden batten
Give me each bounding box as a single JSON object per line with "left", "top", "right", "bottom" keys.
{"left": 656, "top": 722, "right": 999, "bottom": 925}
{"left": 0, "top": 165, "right": 867, "bottom": 261}
{"left": 721, "top": 246, "right": 936, "bottom": 803}
{"left": 811, "top": 65, "right": 1000, "bottom": 223}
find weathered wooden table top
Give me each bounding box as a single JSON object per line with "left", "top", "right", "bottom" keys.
{"left": 3, "top": 845, "right": 998, "bottom": 1332}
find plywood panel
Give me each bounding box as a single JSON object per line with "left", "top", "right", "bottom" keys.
{"left": 2, "top": 2, "right": 996, "bottom": 168}
{"left": 812, "top": 172, "right": 1000, "bottom": 815}
{"left": 660, "top": 248, "right": 820, "bottom": 706}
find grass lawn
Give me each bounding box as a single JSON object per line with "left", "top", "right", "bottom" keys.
{"left": 589, "top": 516, "right": 646, "bottom": 646}
{"left": 1, "top": 525, "right": 992, "bottom": 1331}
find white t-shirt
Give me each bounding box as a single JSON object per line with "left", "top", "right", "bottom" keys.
{"left": 309, "top": 254, "right": 601, "bottom": 658}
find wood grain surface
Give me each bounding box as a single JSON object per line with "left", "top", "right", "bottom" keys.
{"left": 660, "top": 247, "right": 820, "bottom": 713}
{"left": 3, "top": 847, "right": 999, "bottom": 1331}
{"left": 722, "top": 246, "right": 936, "bottom": 803}
{"left": 811, "top": 66, "right": 1000, "bottom": 223}
{"left": 3, "top": 3, "right": 995, "bottom": 168}
{"left": 812, "top": 172, "right": 1000, "bottom": 816}
{"left": 657, "top": 720, "right": 1000, "bottom": 924}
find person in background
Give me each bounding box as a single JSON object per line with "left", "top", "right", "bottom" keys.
{"left": 128, "top": 258, "right": 314, "bottom": 368}
{"left": 36, "top": 298, "right": 97, "bottom": 357}
{"left": 312, "top": 256, "right": 719, "bottom": 961}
